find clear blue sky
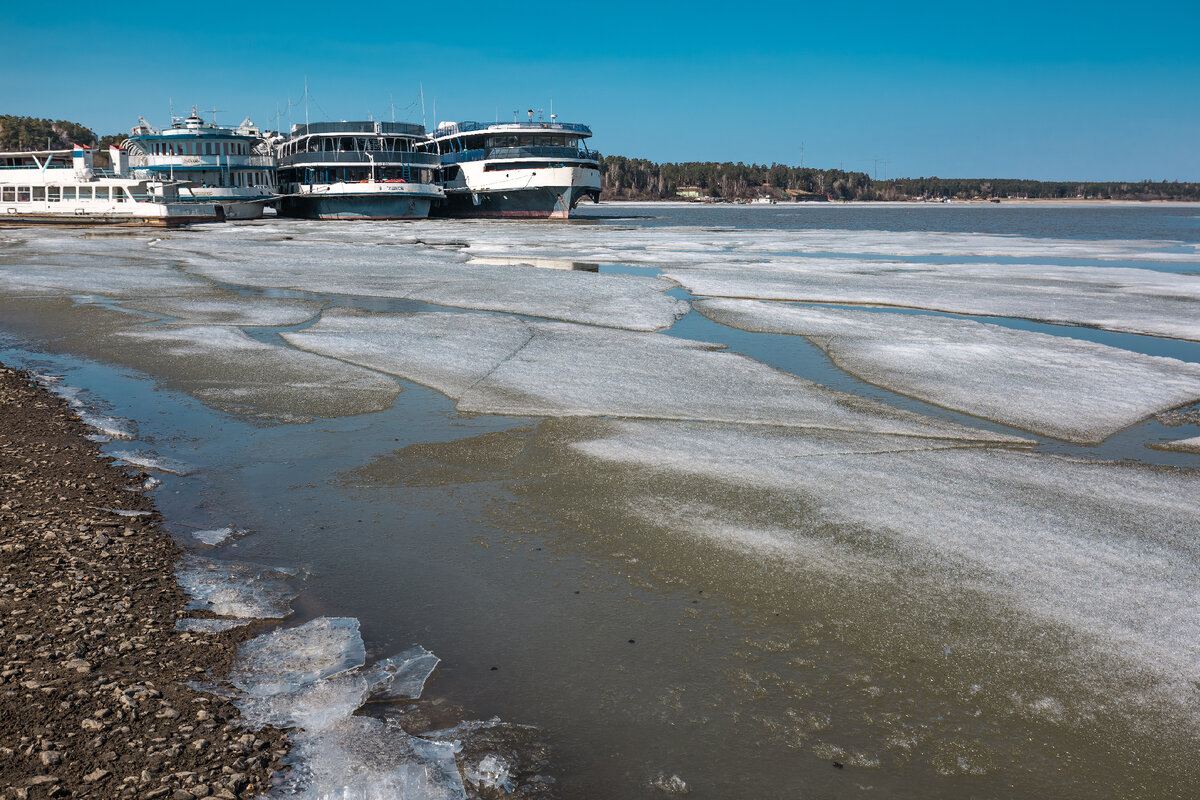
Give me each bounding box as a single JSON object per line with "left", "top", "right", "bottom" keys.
{"left": 2, "top": 1, "right": 1197, "bottom": 181}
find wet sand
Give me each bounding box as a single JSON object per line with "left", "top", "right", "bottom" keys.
{"left": 0, "top": 362, "right": 287, "bottom": 800}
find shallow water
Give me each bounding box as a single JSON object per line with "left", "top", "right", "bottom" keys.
{"left": 2, "top": 203, "right": 1200, "bottom": 799}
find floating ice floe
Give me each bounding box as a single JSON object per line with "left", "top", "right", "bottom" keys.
{"left": 77, "top": 411, "right": 137, "bottom": 440}
{"left": 0, "top": 262, "right": 210, "bottom": 298}
{"left": 176, "top": 554, "right": 297, "bottom": 619}
{"left": 568, "top": 420, "right": 1200, "bottom": 713}
{"left": 119, "top": 295, "right": 324, "bottom": 327}
{"left": 191, "top": 527, "right": 251, "bottom": 546}
{"left": 366, "top": 646, "right": 441, "bottom": 701}
{"left": 152, "top": 224, "right": 687, "bottom": 331}
{"left": 410, "top": 221, "right": 1200, "bottom": 262}
{"left": 285, "top": 309, "right": 1027, "bottom": 444}
{"left": 695, "top": 299, "right": 1200, "bottom": 443}
{"left": 1150, "top": 436, "right": 1200, "bottom": 454}
{"left": 175, "top": 618, "right": 253, "bottom": 633}
{"left": 106, "top": 324, "right": 400, "bottom": 419}
{"left": 107, "top": 449, "right": 192, "bottom": 475}
{"left": 222, "top": 616, "right": 466, "bottom": 800}
{"left": 664, "top": 260, "right": 1200, "bottom": 342}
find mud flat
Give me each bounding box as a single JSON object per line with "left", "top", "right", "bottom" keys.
{"left": 0, "top": 363, "right": 287, "bottom": 800}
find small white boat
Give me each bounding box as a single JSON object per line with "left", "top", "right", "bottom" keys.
{"left": 0, "top": 146, "right": 222, "bottom": 227}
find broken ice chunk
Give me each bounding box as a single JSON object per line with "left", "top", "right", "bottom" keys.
{"left": 229, "top": 617, "right": 366, "bottom": 698}
{"left": 174, "top": 618, "right": 253, "bottom": 633}
{"left": 367, "top": 646, "right": 441, "bottom": 701}
{"left": 176, "top": 554, "right": 296, "bottom": 619}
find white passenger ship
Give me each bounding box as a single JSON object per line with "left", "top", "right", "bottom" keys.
{"left": 274, "top": 121, "right": 443, "bottom": 220}
{"left": 123, "top": 110, "right": 276, "bottom": 220}
{"left": 0, "top": 146, "right": 222, "bottom": 226}
{"left": 420, "top": 111, "right": 602, "bottom": 219}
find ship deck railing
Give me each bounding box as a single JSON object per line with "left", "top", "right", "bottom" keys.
{"left": 279, "top": 151, "right": 440, "bottom": 168}
{"left": 438, "top": 121, "right": 592, "bottom": 136}
{"left": 288, "top": 121, "right": 426, "bottom": 137}
{"left": 440, "top": 146, "right": 601, "bottom": 165}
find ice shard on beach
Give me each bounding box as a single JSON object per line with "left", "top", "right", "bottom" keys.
{"left": 695, "top": 298, "right": 1200, "bottom": 443}
{"left": 222, "top": 617, "right": 467, "bottom": 799}
{"left": 176, "top": 555, "right": 297, "bottom": 619}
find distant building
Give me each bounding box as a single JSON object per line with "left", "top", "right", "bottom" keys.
{"left": 784, "top": 189, "right": 829, "bottom": 202}
{"left": 676, "top": 185, "right": 704, "bottom": 198}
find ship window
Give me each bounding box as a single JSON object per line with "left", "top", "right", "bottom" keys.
{"left": 62, "top": 187, "right": 75, "bottom": 201}
{"left": 77, "top": 187, "right": 91, "bottom": 200}
{"left": 32, "top": 187, "right": 45, "bottom": 201}
{"left": 17, "top": 187, "right": 30, "bottom": 202}
{"left": 114, "top": 187, "right": 126, "bottom": 202}
{"left": 48, "top": 187, "right": 60, "bottom": 202}
{"left": 2, "top": 187, "right": 14, "bottom": 201}
{"left": 95, "top": 187, "right": 109, "bottom": 201}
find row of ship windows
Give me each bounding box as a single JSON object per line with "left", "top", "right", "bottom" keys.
{"left": 149, "top": 141, "right": 250, "bottom": 156}
{"left": 2, "top": 186, "right": 135, "bottom": 202}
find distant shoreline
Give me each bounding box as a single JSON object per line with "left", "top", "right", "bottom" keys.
{"left": 590, "top": 198, "right": 1200, "bottom": 206}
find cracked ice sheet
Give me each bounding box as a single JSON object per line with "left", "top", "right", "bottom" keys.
{"left": 664, "top": 259, "right": 1200, "bottom": 341}
{"left": 696, "top": 299, "right": 1200, "bottom": 443}
{"left": 104, "top": 324, "right": 399, "bottom": 419}
{"left": 283, "top": 309, "right": 1028, "bottom": 443}
{"left": 414, "top": 223, "right": 1200, "bottom": 264}
{"left": 571, "top": 420, "right": 1200, "bottom": 705}
{"left": 0, "top": 262, "right": 211, "bottom": 298}
{"left": 152, "top": 224, "right": 686, "bottom": 331}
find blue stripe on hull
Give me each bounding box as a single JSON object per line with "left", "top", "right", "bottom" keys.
{"left": 278, "top": 194, "right": 432, "bottom": 220}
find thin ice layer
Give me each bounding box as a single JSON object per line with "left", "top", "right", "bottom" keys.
{"left": 283, "top": 717, "right": 466, "bottom": 800}
{"left": 285, "top": 310, "right": 1027, "bottom": 443}
{"left": 229, "top": 617, "right": 366, "bottom": 698}
{"left": 665, "top": 260, "right": 1200, "bottom": 342}
{"left": 120, "top": 296, "right": 323, "bottom": 327}
{"left": 570, "top": 420, "right": 1200, "bottom": 704}
{"left": 411, "top": 222, "right": 1200, "bottom": 263}
{"left": 368, "top": 646, "right": 442, "bottom": 701}
{"left": 106, "top": 324, "right": 400, "bottom": 419}
{"left": 1152, "top": 436, "right": 1200, "bottom": 454}
{"left": 176, "top": 554, "right": 296, "bottom": 619}
{"left": 224, "top": 615, "right": 464, "bottom": 799}
{"left": 107, "top": 449, "right": 192, "bottom": 475}
{"left": 154, "top": 225, "right": 686, "bottom": 332}
{"left": 175, "top": 618, "right": 253, "bottom": 633}
{"left": 696, "top": 299, "right": 1200, "bottom": 443}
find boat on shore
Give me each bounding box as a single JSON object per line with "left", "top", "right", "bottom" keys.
{"left": 0, "top": 146, "right": 223, "bottom": 227}
{"left": 420, "top": 111, "right": 602, "bottom": 219}
{"left": 274, "top": 122, "right": 443, "bottom": 220}
{"left": 122, "top": 109, "right": 277, "bottom": 220}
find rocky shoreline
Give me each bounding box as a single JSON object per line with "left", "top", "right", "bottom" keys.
{"left": 0, "top": 363, "right": 287, "bottom": 800}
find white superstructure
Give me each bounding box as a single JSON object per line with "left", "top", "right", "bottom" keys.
{"left": 123, "top": 109, "right": 276, "bottom": 220}
{"left": 420, "top": 111, "right": 602, "bottom": 218}
{"left": 0, "top": 146, "right": 222, "bottom": 226}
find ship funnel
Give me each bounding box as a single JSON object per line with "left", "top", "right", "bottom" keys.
{"left": 109, "top": 146, "right": 129, "bottom": 177}
{"left": 72, "top": 145, "right": 94, "bottom": 177}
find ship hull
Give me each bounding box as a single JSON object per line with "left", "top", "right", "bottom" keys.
{"left": 432, "top": 184, "right": 599, "bottom": 219}
{"left": 277, "top": 193, "right": 433, "bottom": 220}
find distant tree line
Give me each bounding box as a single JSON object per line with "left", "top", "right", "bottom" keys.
{"left": 601, "top": 155, "right": 1200, "bottom": 202}
{"left": 0, "top": 115, "right": 127, "bottom": 153}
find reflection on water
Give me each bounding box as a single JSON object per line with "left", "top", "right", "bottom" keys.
{"left": 2, "top": 204, "right": 1199, "bottom": 799}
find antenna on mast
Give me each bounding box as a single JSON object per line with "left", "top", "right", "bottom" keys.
{"left": 390, "top": 93, "right": 396, "bottom": 123}
{"left": 420, "top": 83, "right": 426, "bottom": 129}
{"left": 304, "top": 77, "right": 310, "bottom": 126}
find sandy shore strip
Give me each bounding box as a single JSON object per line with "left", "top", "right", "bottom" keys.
{"left": 0, "top": 363, "right": 287, "bottom": 800}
